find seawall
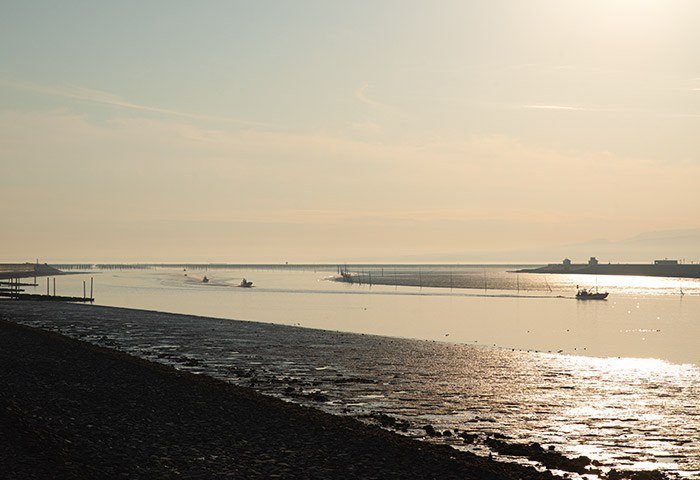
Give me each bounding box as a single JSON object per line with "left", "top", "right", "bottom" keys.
{"left": 516, "top": 263, "right": 700, "bottom": 279}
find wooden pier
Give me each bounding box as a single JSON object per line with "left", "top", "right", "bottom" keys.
{"left": 0, "top": 292, "right": 95, "bottom": 303}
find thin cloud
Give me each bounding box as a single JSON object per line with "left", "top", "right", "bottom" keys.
{"left": 0, "top": 80, "right": 272, "bottom": 127}
{"left": 514, "top": 102, "right": 700, "bottom": 119}
{"left": 668, "top": 112, "right": 700, "bottom": 118}
{"left": 355, "top": 82, "right": 395, "bottom": 110}
{"left": 349, "top": 121, "right": 382, "bottom": 134}
{"left": 518, "top": 104, "right": 587, "bottom": 111}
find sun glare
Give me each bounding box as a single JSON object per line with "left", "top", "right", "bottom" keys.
{"left": 557, "top": 273, "right": 694, "bottom": 296}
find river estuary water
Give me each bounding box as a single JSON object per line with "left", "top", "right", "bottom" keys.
{"left": 4, "top": 265, "right": 700, "bottom": 478}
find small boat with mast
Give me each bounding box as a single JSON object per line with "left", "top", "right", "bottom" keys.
{"left": 576, "top": 285, "right": 608, "bottom": 300}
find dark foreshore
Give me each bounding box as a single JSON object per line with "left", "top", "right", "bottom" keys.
{"left": 0, "top": 309, "right": 564, "bottom": 480}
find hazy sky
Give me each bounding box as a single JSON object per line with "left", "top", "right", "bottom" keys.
{"left": 2, "top": 1, "right": 699, "bottom": 263}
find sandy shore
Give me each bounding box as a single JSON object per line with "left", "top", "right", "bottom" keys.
{"left": 0, "top": 306, "right": 568, "bottom": 480}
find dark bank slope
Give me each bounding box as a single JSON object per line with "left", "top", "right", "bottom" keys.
{"left": 0, "top": 314, "right": 558, "bottom": 480}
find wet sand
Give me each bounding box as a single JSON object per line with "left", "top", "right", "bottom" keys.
{"left": 0, "top": 307, "right": 560, "bottom": 480}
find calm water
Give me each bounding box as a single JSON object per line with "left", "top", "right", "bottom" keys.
{"left": 7, "top": 265, "right": 700, "bottom": 478}
{"left": 48, "top": 265, "right": 700, "bottom": 365}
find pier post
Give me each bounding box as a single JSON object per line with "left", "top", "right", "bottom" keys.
{"left": 90, "top": 277, "right": 93, "bottom": 300}
{"left": 47, "top": 278, "right": 49, "bottom": 296}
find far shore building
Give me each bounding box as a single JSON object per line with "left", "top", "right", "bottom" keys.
{"left": 558, "top": 257, "right": 599, "bottom": 270}
{"left": 654, "top": 259, "right": 679, "bottom": 265}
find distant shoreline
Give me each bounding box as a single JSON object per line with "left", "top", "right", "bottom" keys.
{"left": 515, "top": 262, "right": 700, "bottom": 279}
{"left": 0, "top": 263, "right": 63, "bottom": 280}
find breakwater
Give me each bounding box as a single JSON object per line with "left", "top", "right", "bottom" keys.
{"left": 516, "top": 262, "right": 700, "bottom": 279}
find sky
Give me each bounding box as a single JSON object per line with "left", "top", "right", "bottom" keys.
{"left": 2, "top": 0, "right": 699, "bottom": 263}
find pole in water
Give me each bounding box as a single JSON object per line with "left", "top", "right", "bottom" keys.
{"left": 47, "top": 278, "right": 49, "bottom": 295}
{"left": 90, "top": 277, "right": 93, "bottom": 300}
{"left": 53, "top": 278, "right": 56, "bottom": 296}
{"left": 83, "top": 281, "right": 86, "bottom": 299}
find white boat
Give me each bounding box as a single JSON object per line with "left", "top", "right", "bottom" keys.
{"left": 239, "top": 278, "right": 253, "bottom": 288}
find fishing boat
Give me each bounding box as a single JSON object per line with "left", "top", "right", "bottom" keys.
{"left": 575, "top": 287, "right": 608, "bottom": 300}
{"left": 239, "top": 278, "right": 253, "bottom": 288}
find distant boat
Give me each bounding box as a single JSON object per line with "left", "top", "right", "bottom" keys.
{"left": 202, "top": 276, "right": 209, "bottom": 283}
{"left": 576, "top": 287, "right": 608, "bottom": 300}
{"left": 239, "top": 278, "right": 253, "bottom": 288}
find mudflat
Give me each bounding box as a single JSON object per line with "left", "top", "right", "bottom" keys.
{"left": 0, "top": 310, "right": 563, "bottom": 479}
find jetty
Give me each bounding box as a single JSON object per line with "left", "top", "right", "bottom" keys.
{"left": 0, "top": 263, "right": 94, "bottom": 303}
{"left": 516, "top": 257, "right": 700, "bottom": 279}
